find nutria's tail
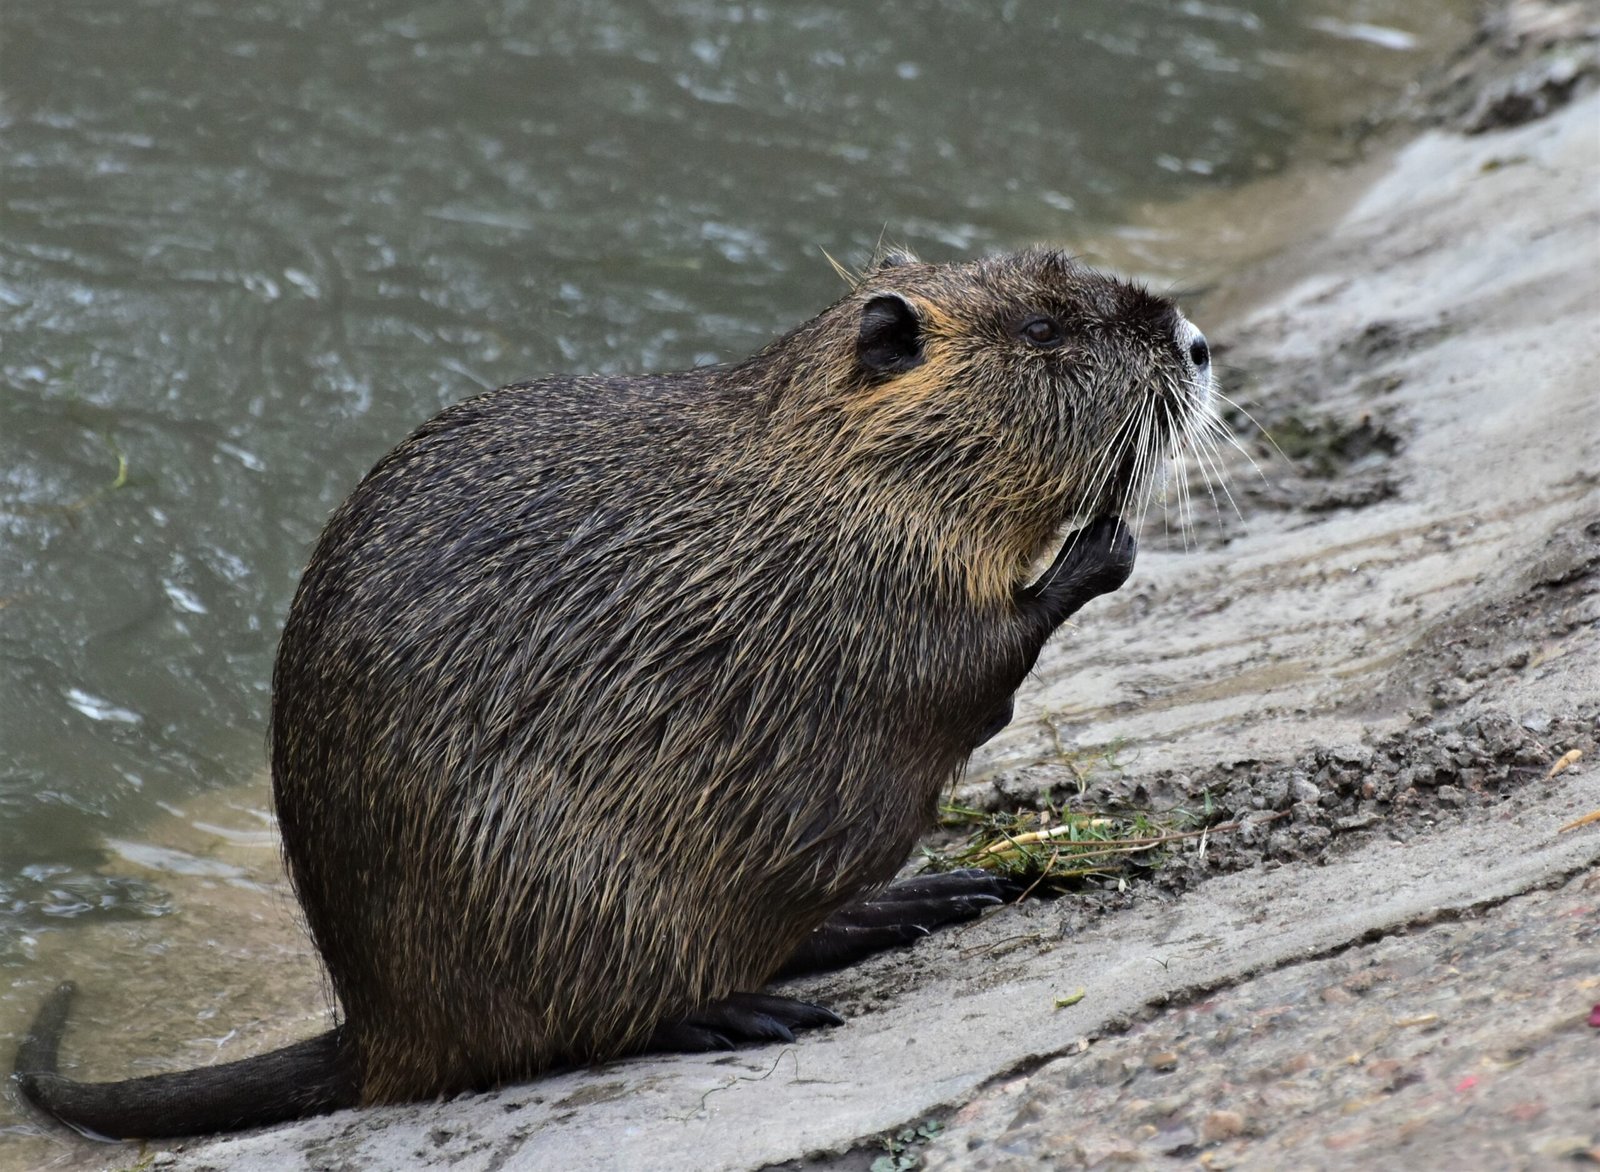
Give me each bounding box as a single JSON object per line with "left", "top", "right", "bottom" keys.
{"left": 12, "top": 981, "right": 358, "bottom": 1140}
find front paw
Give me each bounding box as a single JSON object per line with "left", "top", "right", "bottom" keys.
{"left": 1023, "top": 516, "right": 1137, "bottom": 623}
{"left": 1056, "top": 516, "right": 1136, "bottom": 597}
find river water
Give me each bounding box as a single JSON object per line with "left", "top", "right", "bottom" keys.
{"left": 1, "top": 0, "right": 1469, "bottom": 1156}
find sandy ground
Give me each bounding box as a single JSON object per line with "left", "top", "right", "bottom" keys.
{"left": 3, "top": 3, "right": 1598, "bottom": 1170}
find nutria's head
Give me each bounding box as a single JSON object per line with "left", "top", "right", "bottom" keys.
{"left": 747, "top": 247, "right": 1214, "bottom": 603}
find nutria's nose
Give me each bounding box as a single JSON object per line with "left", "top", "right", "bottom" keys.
{"left": 1172, "top": 314, "right": 1215, "bottom": 419}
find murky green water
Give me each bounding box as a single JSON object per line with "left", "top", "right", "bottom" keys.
{"left": 1, "top": 0, "right": 1468, "bottom": 1143}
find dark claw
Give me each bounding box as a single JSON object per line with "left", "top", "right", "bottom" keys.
{"left": 648, "top": 1023, "right": 735, "bottom": 1053}
{"left": 858, "top": 868, "right": 1018, "bottom": 905}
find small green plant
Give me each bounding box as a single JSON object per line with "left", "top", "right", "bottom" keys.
{"left": 1031, "top": 716, "right": 1131, "bottom": 788}
{"left": 872, "top": 1119, "right": 944, "bottom": 1171}
{"left": 925, "top": 788, "right": 1229, "bottom": 893}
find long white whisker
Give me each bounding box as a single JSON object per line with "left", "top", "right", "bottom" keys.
{"left": 1090, "top": 407, "right": 1142, "bottom": 511}
{"left": 1191, "top": 428, "right": 1240, "bottom": 531}
{"left": 1210, "top": 389, "right": 1288, "bottom": 472}
{"left": 1176, "top": 445, "right": 1196, "bottom": 551}
{"left": 1131, "top": 399, "right": 1158, "bottom": 539}
{"left": 1042, "top": 406, "right": 1146, "bottom": 589}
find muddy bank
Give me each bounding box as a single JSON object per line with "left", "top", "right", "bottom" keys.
{"left": 920, "top": 865, "right": 1600, "bottom": 1171}
{"left": 5, "top": 3, "right": 1599, "bottom": 1170}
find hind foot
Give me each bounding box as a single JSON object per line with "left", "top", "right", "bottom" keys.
{"left": 647, "top": 992, "right": 842, "bottom": 1053}
{"left": 775, "top": 868, "right": 1014, "bottom": 979}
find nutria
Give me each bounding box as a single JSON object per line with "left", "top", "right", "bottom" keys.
{"left": 13, "top": 246, "right": 1214, "bottom": 1140}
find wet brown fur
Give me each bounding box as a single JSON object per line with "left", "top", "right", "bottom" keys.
{"left": 265, "top": 247, "right": 1206, "bottom": 1105}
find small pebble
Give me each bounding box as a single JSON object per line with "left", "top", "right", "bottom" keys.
{"left": 1155, "top": 1122, "right": 1196, "bottom": 1151}
{"left": 1393, "top": 1012, "right": 1439, "bottom": 1028}
{"left": 1148, "top": 1051, "right": 1179, "bottom": 1072}
{"left": 1367, "top": 1059, "right": 1404, "bottom": 1083}
{"left": 1121, "top": 1097, "right": 1152, "bottom": 1119}
{"left": 1322, "top": 1127, "right": 1369, "bottom": 1152}
{"left": 1274, "top": 1052, "right": 1314, "bottom": 1076}
{"left": 1200, "top": 1110, "right": 1246, "bottom": 1143}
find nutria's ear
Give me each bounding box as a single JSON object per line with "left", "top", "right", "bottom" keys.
{"left": 857, "top": 294, "right": 925, "bottom": 375}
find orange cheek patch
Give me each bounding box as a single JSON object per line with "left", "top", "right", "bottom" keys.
{"left": 843, "top": 357, "right": 950, "bottom": 414}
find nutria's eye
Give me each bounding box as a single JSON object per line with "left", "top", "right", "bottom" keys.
{"left": 1188, "top": 333, "right": 1210, "bottom": 369}
{"left": 1019, "top": 316, "right": 1064, "bottom": 349}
